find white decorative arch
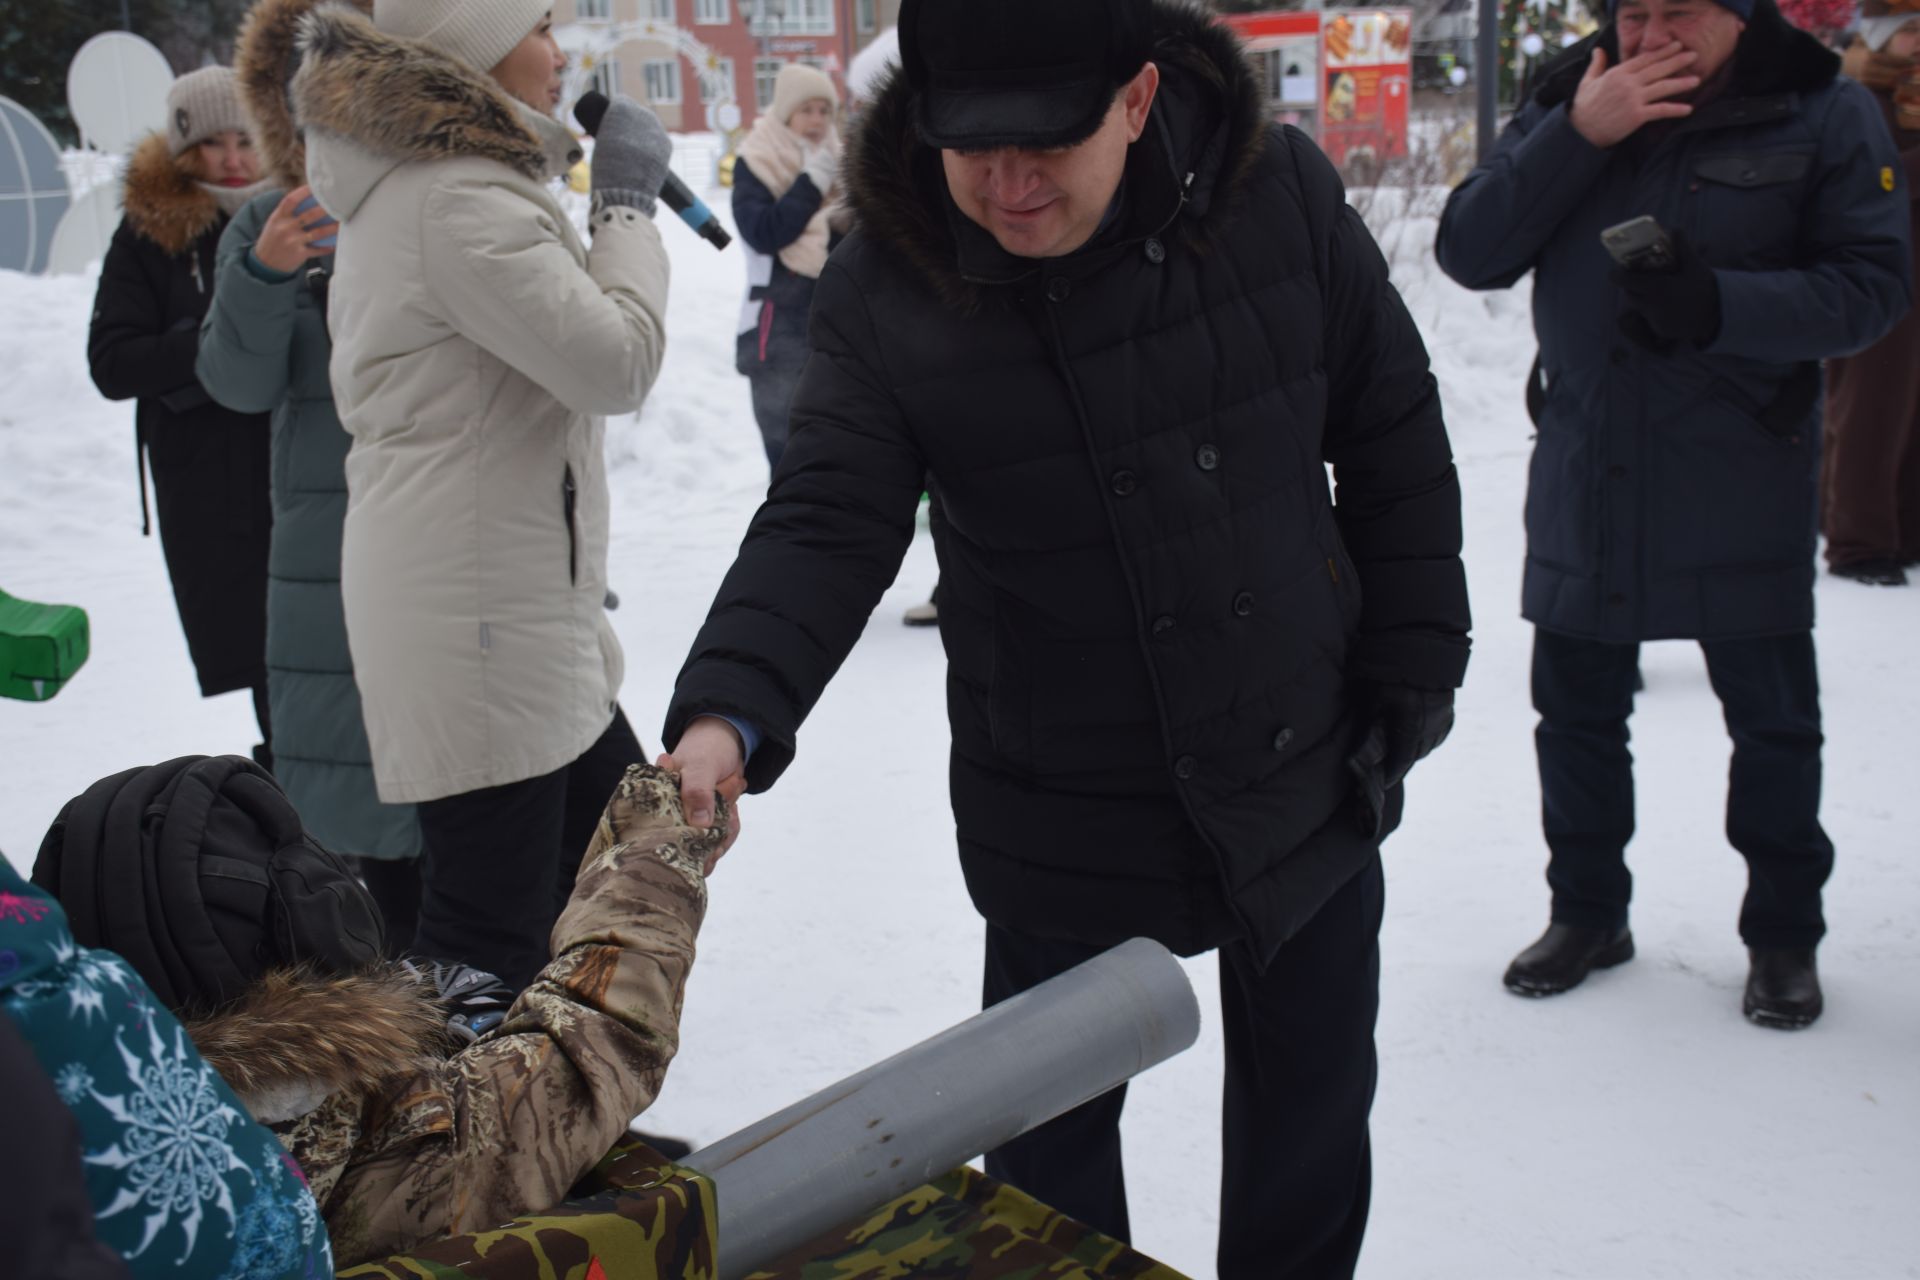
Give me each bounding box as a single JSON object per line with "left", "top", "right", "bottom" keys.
{"left": 559, "top": 20, "right": 736, "bottom": 128}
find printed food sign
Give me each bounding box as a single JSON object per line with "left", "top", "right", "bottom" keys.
{"left": 1320, "top": 8, "right": 1412, "bottom": 172}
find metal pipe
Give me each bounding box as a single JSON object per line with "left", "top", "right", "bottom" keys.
{"left": 682, "top": 936, "right": 1202, "bottom": 1280}
{"left": 1477, "top": 0, "right": 1500, "bottom": 160}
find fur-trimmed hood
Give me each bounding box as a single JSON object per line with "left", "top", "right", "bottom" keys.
{"left": 120, "top": 132, "right": 224, "bottom": 255}
{"left": 1529, "top": 0, "right": 1840, "bottom": 109}
{"left": 846, "top": 0, "right": 1268, "bottom": 310}
{"left": 237, "top": 0, "right": 373, "bottom": 190}
{"left": 186, "top": 964, "right": 447, "bottom": 1125}
{"left": 290, "top": 1, "right": 581, "bottom": 220}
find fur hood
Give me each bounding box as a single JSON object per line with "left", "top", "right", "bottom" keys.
{"left": 120, "top": 133, "right": 224, "bottom": 255}
{"left": 185, "top": 965, "right": 447, "bottom": 1125}
{"left": 1530, "top": 0, "right": 1840, "bottom": 109}
{"left": 237, "top": 0, "right": 373, "bottom": 190}
{"left": 846, "top": 0, "right": 1267, "bottom": 311}
{"left": 290, "top": 0, "right": 580, "bottom": 219}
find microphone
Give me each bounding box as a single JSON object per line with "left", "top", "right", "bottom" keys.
{"left": 574, "top": 91, "right": 731, "bottom": 251}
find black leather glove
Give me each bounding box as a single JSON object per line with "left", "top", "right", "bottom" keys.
{"left": 1613, "top": 230, "right": 1722, "bottom": 353}
{"left": 1347, "top": 684, "right": 1456, "bottom": 836}
{"left": 400, "top": 957, "right": 516, "bottom": 1045}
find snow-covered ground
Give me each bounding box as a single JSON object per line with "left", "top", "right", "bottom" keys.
{"left": 3, "top": 183, "right": 1916, "bottom": 1280}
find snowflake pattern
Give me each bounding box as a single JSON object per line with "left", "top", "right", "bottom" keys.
{"left": 13, "top": 933, "right": 140, "bottom": 1023}
{"left": 85, "top": 1020, "right": 250, "bottom": 1262}
{"left": 0, "top": 890, "right": 51, "bottom": 924}
{"left": 56, "top": 1060, "right": 95, "bottom": 1105}
{"left": 214, "top": 1155, "right": 322, "bottom": 1280}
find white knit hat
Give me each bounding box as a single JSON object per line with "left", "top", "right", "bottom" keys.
{"left": 374, "top": 0, "right": 553, "bottom": 74}
{"left": 166, "top": 66, "right": 248, "bottom": 156}
{"left": 770, "top": 61, "right": 839, "bottom": 128}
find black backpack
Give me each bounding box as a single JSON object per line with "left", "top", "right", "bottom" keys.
{"left": 31, "top": 755, "right": 384, "bottom": 1013}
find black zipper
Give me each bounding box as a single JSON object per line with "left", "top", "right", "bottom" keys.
{"left": 563, "top": 465, "right": 578, "bottom": 585}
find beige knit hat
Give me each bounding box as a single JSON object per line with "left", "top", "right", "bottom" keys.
{"left": 374, "top": 0, "right": 553, "bottom": 74}
{"left": 167, "top": 66, "right": 249, "bottom": 156}
{"left": 770, "top": 61, "right": 838, "bottom": 128}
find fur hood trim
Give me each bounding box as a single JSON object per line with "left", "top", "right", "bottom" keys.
{"left": 846, "top": 0, "right": 1267, "bottom": 311}
{"left": 291, "top": 2, "right": 578, "bottom": 184}
{"left": 186, "top": 966, "right": 446, "bottom": 1123}
{"left": 238, "top": 0, "right": 373, "bottom": 190}
{"left": 1531, "top": 0, "right": 1839, "bottom": 110}
{"left": 120, "top": 133, "right": 224, "bottom": 255}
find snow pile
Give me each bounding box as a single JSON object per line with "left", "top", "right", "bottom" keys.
{"left": 2, "top": 184, "right": 1915, "bottom": 1280}
{"left": 847, "top": 27, "right": 901, "bottom": 104}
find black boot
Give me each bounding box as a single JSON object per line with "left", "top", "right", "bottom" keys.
{"left": 1829, "top": 559, "right": 1908, "bottom": 587}
{"left": 1503, "top": 923, "right": 1634, "bottom": 997}
{"left": 1743, "top": 948, "right": 1822, "bottom": 1029}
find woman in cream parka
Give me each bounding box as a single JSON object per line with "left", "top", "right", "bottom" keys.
{"left": 292, "top": 0, "right": 674, "bottom": 990}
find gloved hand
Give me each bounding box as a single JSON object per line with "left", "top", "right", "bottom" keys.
{"left": 400, "top": 957, "right": 517, "bottom": 1046}
{"left": 801, "top": 143, "right": 838, "bottom": 197}
{"left": 590, "top": 95, "right": 673, "bottom": 217}
{"left": 1346, "top": 684, "right": 1456, "bottom": 835}
{"left": 1613, "top": 229, "right": 1722, "bottom": 354}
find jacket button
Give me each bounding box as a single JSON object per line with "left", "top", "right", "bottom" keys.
{"left": 1144, "top": 238, "right": 1166, "bottom": 264}
{"left": 1173, "top": 755, "right": 1197, "bottom": 780}
{"left": 1610, "top": 347, "right": 1629, "bottom": 366}
{"left": 1608, "top": 465, "right": 1627, "bottom": 479}
{"left": 1046, "top": 276, "right": 1071, "bottom": 302}
{"left": 1111, "top": 469, "right": 1138, "bottom": 496}
{"left": 1195, "top": 444, "right": 1220, "bottom": 471}
{"left": 1609, "top": 592, "right": 1627, "bottom": 605}
{"left": 1273, "top": 727, "right": 1294, "bottom": 751}
{"left": 1152, "top": 614, "right": 1175, "bottom": 635}
{"left": 1232, "top": 591, "right": 1254, "bottom": 617}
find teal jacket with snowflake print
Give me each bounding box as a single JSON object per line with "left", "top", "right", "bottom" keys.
{"left": 0, "top": 860, "right": 333, "bottom": 1278}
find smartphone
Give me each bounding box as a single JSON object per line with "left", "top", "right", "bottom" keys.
{"left": 294, "top": 194, "right": 340, "bottom": 248}
{"left": 1601, "top": 216, "right": 1675, "bottom": 271}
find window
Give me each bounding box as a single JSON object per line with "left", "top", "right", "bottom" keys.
{"left": 589, "top": 59, "right": 621, "bottom": 96}
{"left": 643, "top": 0, "right": 675, "bottom": 19}
{"left": 702, "top": 56, "right": 736, "bottom": 101}
{"left": 754, "top": 57, "right": 783, "bottom": 111}
{"left": 695, "top": 0, "right": 729, "bottom": 21}
{"left": 857, "top": 0, "right": 875, "bottom": 33}
{"left": 576, "top": 0, "right": 611, "bottom": 19}
{"left": 643, "top": 58, "right": 682, "bottom": 104}
{"left": 787, "top": 0, "right": 833, "bottom": 35}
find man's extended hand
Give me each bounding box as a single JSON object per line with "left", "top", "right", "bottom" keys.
{"left": 1347, "top": 684, "right": 1456, "bottom": 835}
{"left": 1570, "top": 43, "right": 1701, "bottom": 149}
{"left": 658, "top": 715, "right": 748, "bottom": 872}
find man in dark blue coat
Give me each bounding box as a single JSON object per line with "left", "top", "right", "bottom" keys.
{"left": 662, "top": 0, "right": 1471, "bottom": 1272}
{"left": 1438, "top": 0, "right": 1912, "bottom": 1028}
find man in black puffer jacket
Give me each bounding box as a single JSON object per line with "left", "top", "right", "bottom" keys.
{"left": 663, "top": 1, "right": 1470, "bottom": 1272}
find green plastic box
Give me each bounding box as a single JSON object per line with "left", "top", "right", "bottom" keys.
{"left": 0, "top": 589, "right": 90, "bottom": 701}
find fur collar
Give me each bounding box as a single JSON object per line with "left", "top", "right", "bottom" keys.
{"left": 845, "top": 0, "right": 1268, "bottom": 311}
{"left": 185, "top": 965, "right": 447, "bottom": 1125}
{"left": 120, "top": 133, "right": 223, "bottom": 255}
{"left": 238, "top": 0, "right": 373, "bottom": 190}
{"left": 1530, "top": 0, "right": 1840, "bottom": 110}
{"left": 291, "top": 2, "right": 579, "bottom": 185}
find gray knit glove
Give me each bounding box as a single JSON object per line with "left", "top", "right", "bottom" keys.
{"left": 591, "top": 95, "right": 672, "bottom": 217}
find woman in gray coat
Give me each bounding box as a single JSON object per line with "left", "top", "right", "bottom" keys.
{"left": 197, "top": 0, "right": 420, "bottom": 943}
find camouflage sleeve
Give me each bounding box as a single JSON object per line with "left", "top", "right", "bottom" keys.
{"left": 318, "top": 765, "right": 724, "bottom": 1267}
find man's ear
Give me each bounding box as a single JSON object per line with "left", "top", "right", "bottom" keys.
{"left": 1124, "top": 63, "right": 1161, "bottom": 143}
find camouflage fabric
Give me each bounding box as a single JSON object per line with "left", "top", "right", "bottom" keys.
{"left": 336, "top": 1141, "right": 715, "bottom": 1280}
{"left": 189, "top": 764, "right": 724, "bottom": 1269}
{"left": 747, "top": 1166, "right": 1192, "bottom": 1280}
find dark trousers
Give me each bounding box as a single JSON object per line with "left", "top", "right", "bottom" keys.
{"left": 983, "top": 855, "right": 1384, "bottom": 1280}
{"left": 355, "top": 856, "right": 423, "bottom": 958}
{"left": 746, "top": 363, "right": 802, "bottom": 471}
{"left": 1533, "top": 628, "right": 1833, "bottom": 949}
{"left": 413, "top": 707, "right": 646, "bottom": 990}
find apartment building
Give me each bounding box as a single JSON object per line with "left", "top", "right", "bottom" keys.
{"left": 555, "top": 0, "right": 901, "bottom": 132}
